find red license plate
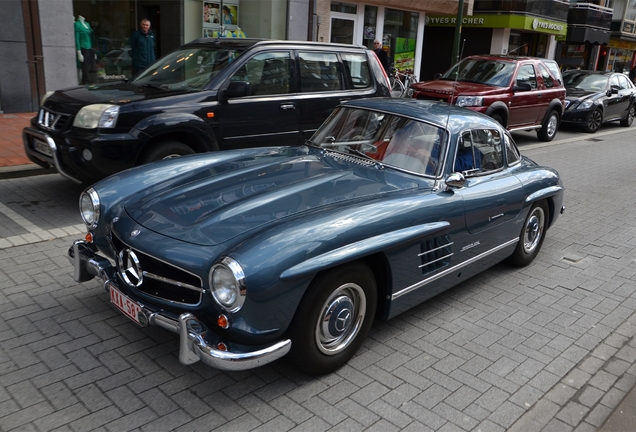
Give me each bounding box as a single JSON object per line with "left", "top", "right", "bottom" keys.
{"left": 109, "top": 283, "right": 142, "bottom": 325}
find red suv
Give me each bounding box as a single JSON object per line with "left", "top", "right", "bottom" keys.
{"left": 411, "top": 55, "right": 566, "bottom": 141}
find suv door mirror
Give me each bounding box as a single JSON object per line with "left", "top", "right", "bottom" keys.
{"left": 513, "top": 82, "right": 532, "bottom": 92}
{"left": 433, "top": 73, "right": 442, "bottom": 80}
{"left": 221, "top": 81, "right": 251, "bottom": 102}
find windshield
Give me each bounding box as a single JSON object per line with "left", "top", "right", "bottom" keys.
{"left": 442, "top": 58, "right": 516, "bottom": 87}
{"left": 133, "top": 46, "right": 245, "bottom": 91}
{"left": 563, "top": 73, "right": 609, "bottom": 91}
{"left": 309, "top": 107, "right": 447, "bottom": 177}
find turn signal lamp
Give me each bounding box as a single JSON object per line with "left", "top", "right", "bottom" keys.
{"left": 217, "top": 314, "right": 229, "bottom": 329}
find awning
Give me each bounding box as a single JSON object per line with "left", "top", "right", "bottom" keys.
{"left": 567, "top": 27, "right": 610, "bottom": 45}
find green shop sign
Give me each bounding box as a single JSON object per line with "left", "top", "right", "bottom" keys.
{"left": 425, "top": 14, "right": 567, "bottom": 36}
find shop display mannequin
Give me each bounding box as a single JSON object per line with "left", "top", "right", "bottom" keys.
{"left": 75, "top": 15, "right": 94, "bottom": 84}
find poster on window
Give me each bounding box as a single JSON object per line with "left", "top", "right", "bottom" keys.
{"left": 203, "top": 1, "right": 239, "bottom": 37}
{"left": 395, "top": 37, "right": 415, "bottom": 72}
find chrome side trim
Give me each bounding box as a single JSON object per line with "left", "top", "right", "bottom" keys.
{"left": 417, "top": 242, "right": 454, "bottom": 256}
{"left": 418, "top": 252, "right": 453, "bottom": 268}
{"left": 391, "top": 238, "right": 518, "bottom": 300}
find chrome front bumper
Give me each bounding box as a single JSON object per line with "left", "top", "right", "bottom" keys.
{"left": 67, "top": 240, "right": 291, "bottom": 371}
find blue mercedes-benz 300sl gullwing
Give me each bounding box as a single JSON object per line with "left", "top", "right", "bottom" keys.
{"left": 68, "top": 98, "right": 565, "bottom": 375}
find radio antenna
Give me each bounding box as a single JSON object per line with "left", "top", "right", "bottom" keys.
{"left": 445, "top": 38, "right": 466, "bottom": 126}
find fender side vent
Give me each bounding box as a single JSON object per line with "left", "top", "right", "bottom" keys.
{"left": 418, "top": 235, "right": 453, "bottom": 274}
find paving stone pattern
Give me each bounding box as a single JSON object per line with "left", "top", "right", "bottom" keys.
{"left": 1, "top": 132, "right": 635, "bottom": 431}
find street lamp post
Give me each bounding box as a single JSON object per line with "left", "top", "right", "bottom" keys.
{"left": 451, "top": 0, "right": 465, "bottom": 64}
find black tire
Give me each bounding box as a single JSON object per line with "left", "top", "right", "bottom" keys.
{"left": 289, "top": 262, "right": 377, "bottom": 375}
{"left": 490, "top": 113, "right": 504, "bottom": 127}
{"left": 508, "top": 201, "right": 549, "bottom": 267}
{"left": 139, "top": 141, "right": 195, "bottom": 165}
{"left": 620, "top": 104, "right": 635, "bottom": 127}
{"left": 584, "top": 107, "right": 603, "bottom": 133}
{"left": 537, "top": 110, "right": 559, "bottom": 142}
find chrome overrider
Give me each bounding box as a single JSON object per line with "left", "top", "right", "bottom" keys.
{"left": 67, "top": 239, "right": 291, "bottom": 370}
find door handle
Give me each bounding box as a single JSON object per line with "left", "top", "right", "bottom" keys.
{"left": 280, "top": 103, "right": 296, "bottom": 110}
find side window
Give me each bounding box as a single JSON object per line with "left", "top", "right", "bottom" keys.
{"left": 456, "top": 129, "right": 504, "bottom": 174}
{"left": 504, "top": 132, "right": 521, "bottom": 165}
{"left": 617, "top": 75, "right": 631, "bottom": 89}
{"left": 341, "top": 53, "right": 371, "bottom": 88}
{"left": 516, "top": 64, "right": 537, "bottom": 89}
{"left": 538, "top": 64, "right": 554, "bottom": 89}
{"left": 299, "top": 52, "right": 343, "bottom": 93}
{"left": 230, "top": 51, "right": 291, "bottom": 96}
{"left": 610, "top": 75, "right": 620, "bottom": 89}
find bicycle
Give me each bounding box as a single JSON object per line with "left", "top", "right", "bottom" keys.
{"left": 390, "top": 68, "right": 417, "bottom": 98}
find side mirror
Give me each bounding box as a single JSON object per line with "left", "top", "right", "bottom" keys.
{"left": 610, "top": 85, "right": 619, "bottom": 95}
{"left": 220, "top": 81, "right": 251, "bottom": 103}
{"left": 445, "top": 172, "right": 466, "bottom": 189}
{"left": 433, "top": 73, "right": 442, "bottom": 80}
{"left": 513, "top": 81, "right": 532, "bottom": 92}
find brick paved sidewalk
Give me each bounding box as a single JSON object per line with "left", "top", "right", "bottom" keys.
{"left": 0, "top": 112, "right": 36, "bottom": 168}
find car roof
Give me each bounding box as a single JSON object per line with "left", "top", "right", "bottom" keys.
{"left": 461, "top": 54, "right": 551, "bottom": 63}
{"left": 183, "top": 38, "right": 367, "bottom": 51}
{"left": 562, "top": 70, "right": 615, "bottom": 76}
{"left": 341, "top": 98, "right": 500, "bottom": 133}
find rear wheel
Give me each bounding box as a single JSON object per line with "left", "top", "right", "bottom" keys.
{"left": 620, "top": 104, "right": 635, "bottom": 127}
{"left": 289, "top": 262, "right": 377, "bottom": 375}
{"left": 584, "top": 107, "right": 603, "bottom": 133}
{"left": 508, "top": 201, "right": 549, "bottom": 267}
{"left": 139, "top": 141, "right": 195, "bottom": 165}
{"left": 537, "top": 110, "right": 559, "bottom": 142}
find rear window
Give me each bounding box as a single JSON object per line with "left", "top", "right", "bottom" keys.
{"left": 299, "top": 52, "right": 343, "bottom": 93}
{"left": 542, "top": 60, "right": 562, "bottom": 84}
{"left": 342, "top": 53, "right": 372, "bottom": 88}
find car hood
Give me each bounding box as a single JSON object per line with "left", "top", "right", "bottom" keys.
{"left": 46, "top": 82, "right": 190, "bottom": 112}
{"left": 565, "top": 88, "right": 599, "bottom": 101}
{"left": 124, "top": 148, "right": 423, "bottom": 246}
{"left": 411, "top": 80, "right": 505, "bottom": 96}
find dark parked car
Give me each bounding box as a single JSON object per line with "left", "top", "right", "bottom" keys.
{"left": 68, "top": 98, "right": 564, "bottom": 375}
{"left": 561, "top": 70, "right": 636, "bottom": 133}
{"left": 23, "top": 38, "right": 391, "bottom": 184}
{"left": 411, "top": 55, "right": 566, "bottom": 142}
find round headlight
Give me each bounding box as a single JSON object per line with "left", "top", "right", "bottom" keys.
{"left": 209, "top": 257, "right": 246, "bottom": 312}
{"left": 79, "top": 188, "right": 100, "bottom": 229}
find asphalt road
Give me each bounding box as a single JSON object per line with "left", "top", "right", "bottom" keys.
{"left": 1, "top": 123, "right": 635, "bottom": 431}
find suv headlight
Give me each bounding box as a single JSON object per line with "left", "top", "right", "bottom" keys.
{"left": 79, "top": 187, "right": 100, "bottom": 229}
{"left": 210, "top": 257, "right": 246, "bottom": 312}
{"left": 456, "top": 96, "right": 484, "bottom": 107}
{"left": 73, "top": 104, "right": 120, "bottom": 129}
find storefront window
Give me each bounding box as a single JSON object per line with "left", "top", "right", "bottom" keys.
{"left": 363, "top": 6, "right": 378, "bottom": 49}
{"left": 72, "top": 0, "right": 134, "bottom": 83}
{"left": 383, "top": 8, "right": 418, "bottom": 72}
{"left": 608, "top": 48, "right": 632, "bottom": 72}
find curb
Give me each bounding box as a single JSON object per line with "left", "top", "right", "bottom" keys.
{"left": 0, "top": 163, "right": 57, "bottom": 180}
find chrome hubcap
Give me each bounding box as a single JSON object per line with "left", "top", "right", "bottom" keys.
{"left": 316, "top": 283, "right": 366, "bottom": 355}
{"left": 547, "top": 115, "right": 558, "bottom": 137}
{"left": 523, "top": 207, "right": 545, "bottom": 253}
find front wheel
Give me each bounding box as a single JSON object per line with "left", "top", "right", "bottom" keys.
{"left": 508, "top": 201, "right": 549, "bottom": 267}
{"left": 584, "top": 107, "right": 603, "bottom": 133}
{"left": 620, "top": 104, "right": 635, "bottom": 127}
{"left": 139, "top": 141, "right": 195, "bottom": 165}
{"left": 289, "top": 262, "right": 377, "bottom": 375}
{"left": 537, "top": 110, "right": 559, "bottom": 142}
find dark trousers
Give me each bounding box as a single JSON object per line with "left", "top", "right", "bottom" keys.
{"left": 80, "top": 48, "right": 94, "bottom": 84}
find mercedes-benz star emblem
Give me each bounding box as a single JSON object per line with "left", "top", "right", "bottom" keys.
{"left": 335, "top": 309, "right": 351, "bottom": 333}
{"left": 118, "top": 248, "right": 143, "bottom": 287}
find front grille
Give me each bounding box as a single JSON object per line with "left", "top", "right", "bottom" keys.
{"left": 38, "top": 108, "right": 72, "bottom": 132}
{"left": 418, "top": 235, "right": 453, "bottom": 274}
{"left": 416, "top": 95, "right": 451, "bottom": 103}
{"left": 110, "top": 232, "right": 203, "bottom": 305}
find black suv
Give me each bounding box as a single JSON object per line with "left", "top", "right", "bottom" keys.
{"left": 23, "top": 39, "right": 391, "bottom": 183}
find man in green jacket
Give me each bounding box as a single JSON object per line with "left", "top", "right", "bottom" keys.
{"left": 130, "top": 18, "right": 156, "bottom": 76}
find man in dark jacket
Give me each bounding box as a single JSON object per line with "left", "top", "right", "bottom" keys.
{"left": 130, "top": 18, "right": 156, "bottom": 75}
{"left": 373, "top": 39, "right": 390, "bottom": 74}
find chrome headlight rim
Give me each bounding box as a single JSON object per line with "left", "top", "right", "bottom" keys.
{"left": 73, "top": 104, "right": 120, "bottom": 129}
{"left": 79, "top": 187, "right": 100, "bottom": 229}
{"left": 209, "top": 257, "right": 246, "bottom": 313}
